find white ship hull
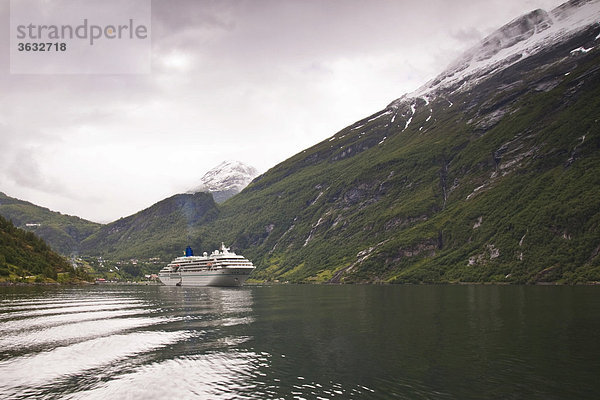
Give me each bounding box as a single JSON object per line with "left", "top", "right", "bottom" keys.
{"left": 159, "top": 267, "right": 253, "bottom": 287}
{"left": 159, "top": 244, "right": 255, "bottom": 287}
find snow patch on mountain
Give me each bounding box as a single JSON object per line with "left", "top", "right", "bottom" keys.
{"left": 188, "top": 161, "right": 259, "bottom": 203}
{"left": 570, "top": 46, "right": 594, "bottom": 54}
{"left": 367, "top": 110, "right": 393, "bottom": 123}
{"left": 403, "top": 103, "right": 416, "bottom": 131}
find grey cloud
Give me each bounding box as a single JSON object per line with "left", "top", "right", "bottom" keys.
{"left": 450, "top": 27, "right": 483, "bottom": 44}
{"left": 152, "top": 0, "right": 236, "bottom": 31}
{"left": 5, "top": 148, "right": 67, "bottom": 195}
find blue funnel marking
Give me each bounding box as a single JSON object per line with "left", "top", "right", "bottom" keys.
{"left": 185, "top": 246, "right": 194, "bottom": 257}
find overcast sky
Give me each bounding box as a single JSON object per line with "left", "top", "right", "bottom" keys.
{"left": 0, "top": 0, "right": 565, "bottom": 223}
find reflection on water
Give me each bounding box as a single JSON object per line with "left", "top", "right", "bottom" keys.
{"left": 0, "top": 286, "right": 259, "bottom": 399}
{"left": 1, "top": 285, "right": 600, "bottom": 399}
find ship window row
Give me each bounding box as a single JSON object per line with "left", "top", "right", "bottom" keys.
{"left": 171, "top": 261, "right": 252, "bottom": 266}
{"left": 181, "top": 264, "right": 252, "bottom": 269}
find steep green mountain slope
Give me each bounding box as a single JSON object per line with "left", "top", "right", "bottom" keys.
{"left": 77, "top": 2, "right": 600, "bottom": 284}
{"left": 193, "top": 22, "right": 600, "bottom": 283}
{"left": 80, "top": 192, "right": 218, "bottom": 260}
{"left": 0, "top": 214, "right": 86, "bottom": 282}
{"left": 0, "top": 192, "right": 101, "bottom": 255}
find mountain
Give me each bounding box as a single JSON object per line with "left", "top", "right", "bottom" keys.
{"left": 0, "top": 214, "right": 86, "bottom": 282}
{"left": 80, "top": 192, "right": 218, "bottom": 260}
{"left": 0, "top": 192, "right": 101, "bottom": 255}
{"left": 78, "top": 0, "right": 600, "bottom": 284}
{"left": 185, "top": 0, "right": 600, "bottom": 284}
{"left": 188, "top": 161, "right": 259, "bottom": 203}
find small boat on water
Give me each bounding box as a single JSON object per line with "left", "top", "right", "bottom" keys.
{"left": 158, "top": 243, "right": 255, "bottom": 287}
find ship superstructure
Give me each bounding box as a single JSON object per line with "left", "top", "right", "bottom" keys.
{"left": 158, "top": 243, "right": 255, "bottom": 287}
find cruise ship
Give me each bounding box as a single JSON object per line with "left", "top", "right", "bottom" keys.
{"left": 158, "top": 243, "right": 255, "bottom": 287}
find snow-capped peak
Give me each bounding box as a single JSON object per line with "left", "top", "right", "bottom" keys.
{"left": 408, "top": 0, "right": 600, "bottom": 100}
{"left": 188, "top": 161, "right": 259, "bottom": 202}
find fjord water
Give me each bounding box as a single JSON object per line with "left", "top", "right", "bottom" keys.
{"left": 1, "top": 285, "right": 599, "bottom": 399}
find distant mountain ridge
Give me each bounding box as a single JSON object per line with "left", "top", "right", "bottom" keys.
{"left": 188, "top": 161, "right": 259, "bottom": 203}
{"left": 0, "top": 160, "right": 256, "bottom": 256}
{"left": 80, "top": 192, "right": 218, "bottom": 260}
{"left": 0, "top": 192, "right": 101, "bottom": 255}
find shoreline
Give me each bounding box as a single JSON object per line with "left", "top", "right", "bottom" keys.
{"left": 2, "top": 280, "right": 600, "bottom": 287}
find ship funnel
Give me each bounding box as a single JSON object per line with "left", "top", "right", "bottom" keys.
{"left": 185, "top": 246, "right": 194, "bottom": 257}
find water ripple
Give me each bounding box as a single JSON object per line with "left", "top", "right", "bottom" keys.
{"left": 0, "top": 300, "right": 147, "bottom": 320}
{"left": 62, "top": 351, "right": 260, "bottom": 400}
{"left": 0, "top": 308, "right": 150, "bottom": 333}
{"left": 0, "top": 316, "right": 172, "bottom": 351}
{"left": 0, "top": 297, "right": 138, "bottom": 310}
{"left": 0, "top": 330, "right": 192, "bottom": 400}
